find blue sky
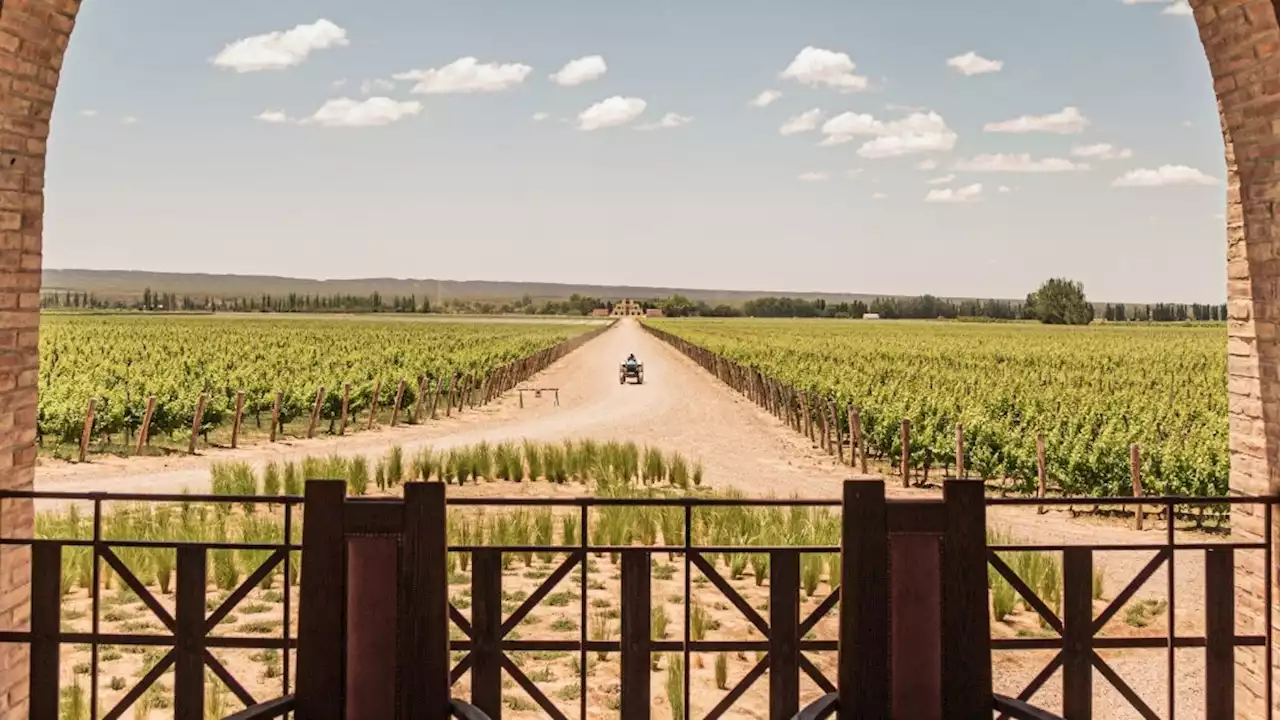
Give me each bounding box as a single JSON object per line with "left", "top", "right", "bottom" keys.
{"left": 47, "top": 0, "right": 1227, "bottom": 303}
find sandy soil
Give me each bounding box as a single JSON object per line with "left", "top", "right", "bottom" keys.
{"left": 37, "top": 319, "right": 1258, "bottom": 718}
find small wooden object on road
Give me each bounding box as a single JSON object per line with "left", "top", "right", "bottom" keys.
{"left": 188, "top": 393, "right": 207, "bottom": 455}
{"left": 230, "top": 391, "right": 246, "bottom": 448}
{"left": 135, "top": 395, "right": 157, "bottom": 455}
{"left": 307, "top": 386, "right": 326, "bottom": 439}
{"left": 78, "top": 398, "right": 96, "bottom": 463}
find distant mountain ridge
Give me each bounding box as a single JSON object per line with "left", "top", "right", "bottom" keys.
{"left": 42, "top": 269, "right": 992, "bottom": 307}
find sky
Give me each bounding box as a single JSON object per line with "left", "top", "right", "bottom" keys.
{"left": 46, "top": 0, "right": 1228, "bottom": 304}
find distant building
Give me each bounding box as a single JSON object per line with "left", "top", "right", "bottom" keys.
{"left": 645, "top": 308, "right": 664, "bottom": 318}
{"left": 610, "top": 299, "right": 644, "bottom": 317}
{"left": 862, "top": 313, "right": 881, "bottom": 320}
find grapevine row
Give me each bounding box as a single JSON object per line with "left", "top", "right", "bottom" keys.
{"left": 644, "top": 319, "right": 1227, "bottom": 499}
{"left": 39, "top": 316, "right": 611, "bottom": 453}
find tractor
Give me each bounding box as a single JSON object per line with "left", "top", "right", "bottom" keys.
{"left": 619, "top": 357, "right": 644, "bottom": 384}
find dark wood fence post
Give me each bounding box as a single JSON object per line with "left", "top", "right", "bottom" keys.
{"left": 839, "top": 480, "right": 889, "bottom": 717}
{"left": 1062, "top": 548, "right": 1094, "bottom": 720}
{"left": 295, "top": 481, "right": 346, "bottom": 720}
{"left": 400, "top": 482, "right": 450, "bottom": 717}
{"left": 175, "top": 546, "right": 207, "bottom": 720}
{"left": 471, "top": 549, "right": 503, "bottom": 719}
{"left": 770, "top": 550, "right": 801, "bottom": 719}
{"left": 620, "top": 550, "right": 652, "bottom": 720}
{"left": 1205, "top": 547, "right": 1235, "bottom": 719}
{"left": 940, "top": 479, "right": 991, "bottom": 717}
{"left": 29, "top": 542, "right": 61, "bottom": 719}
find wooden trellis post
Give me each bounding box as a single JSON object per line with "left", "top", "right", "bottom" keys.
{"left": 899, "top": 419, "right": 910, "bottom": 488}
{"left": 1036, "top": 434, "right": 1047, "bottom": 514}
{"left": 78, "top": 398, "right": 96, "bottom": 463}
{"left": 390, "top": 379, "right": 407, "bottom": 426}
{"left": 954, "top": 424, "right": 965, "bottom": 479}
{"left": 306, "top": 386, "right": 326, "bottom": 439}
{"left": 269, "top": 391, "right": 282, "bottom": 442}
{"left": 135, "top": 396, "right": 157, "bottom": 455}
{"left": 188, "top": 393, "right": 207, "bottom": 455}
{"left": 430, "top": 376, "right": 444, "bottom": 419}
{"left": 368, "top": 379, "right": 382, "bottom": 430}
{"left": 829, "top": 402, "right": 843, "bottom": 462}
{"left": 339, "top": 383, "right": 351, "bottom": 435}
{"left": 1131, "top": 443, "right": 1143, "bottom": 530}
{"left": 230, "top": 391, "right": 245, "bottom": 448}
{"left": 413, "top": 376, "right": 428, "bottom": 422}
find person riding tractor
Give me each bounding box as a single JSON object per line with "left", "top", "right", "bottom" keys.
{"left": 626, "top": 354, "right": 638, "bottom": 370}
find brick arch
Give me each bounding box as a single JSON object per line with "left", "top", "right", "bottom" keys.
{"left": 0, "top": 0, "right": 1279, "bottom": 715}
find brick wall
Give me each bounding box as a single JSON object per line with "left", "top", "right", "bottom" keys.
{"left": 1198, "top": 0, "right": 1280, "bottom": 712}
{"left": 0, "top": 1, "right": 77, "bottom": 717}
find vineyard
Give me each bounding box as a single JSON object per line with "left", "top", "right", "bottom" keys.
{"left": 646, "top": 318, "right": 1227, "bottom": 498}
{"left": 37, "top": 315, "right": 600, "bottom": 456}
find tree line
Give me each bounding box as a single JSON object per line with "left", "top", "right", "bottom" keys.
{"left": 40, "top": 281, "right": 1226, "bottom": 325}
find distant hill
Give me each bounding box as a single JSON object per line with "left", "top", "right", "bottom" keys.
{"left": 42, "top": 269, "right": 975, "bottom": 307}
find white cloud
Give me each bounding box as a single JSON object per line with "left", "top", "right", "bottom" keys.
{"left": 298, "top": 97, "right": 423, "bottom": 128}
{"left": 984, "top": 106, "right": 1089, "bottom": 134}
{"left": 954, "top": 154, "right": 1089, "bottom": 172}
{"left": 332, "top": 78, "right": 347, "bottom": 88}
{"left": 750, "top": 90, "right": 783, "bottom": 107}
{"left": 1111, "top": 165, "right": 1220, "bottom": 187}
{"left": 360, "top": 78, "right": 395, "bottom": 94}
{"left": 946, "top": 51, "right": 1003, "bottom": 76}
{"left": 998, "top": 185, "right": 1013, "bottom": 193}
{"left": 871, "top": 191, "right": 888, "bottom": 200}
{"left": 394, "top": 57, "right": 532, "bottom": 94}
{"left": 845, "top": 169, "right": 863, "bottom": 179}
{"left": 1071, "top": 143, "right": 1133, "bottom": 160}
{"left": 779, "top": 47, "right": 868, "bottom": 92}
{"left": 550, "top": 55, "right": 607, "bottom": 87}
{"left": 577, "top": 96, "right": 647, "bottom": 131}
{"left": 255, "top": 110, "right": 291, "bottom": 124}
{"left": 120, "top": 116, "right": 138, "bottom": 125}
{"left": 211, "top": 19, "right": 348, "bottom": 73}
{"left": 818, "top": 110, "right": 958, "bottom": 158}
{"left": 532, "top": 112, "right": 550, "bottom": 122}
{"left": 926, "top": 183, "right": 983, "bottom": 203}
{"left": 798, "top": 172, "right": 829, "bottom": 181}
{"left": 636, "top": 112, "right": 693, "bottom": 131}
{"left": 79, "top": 109, "right": 97, "bottom": 117}
{"left": 1163, "top": 1, "right": 1193, "bottom": 15}
{"left": 779, "top": 108, "right": 824, "bottom": 136}
{"left": 916, "top": 159, "right": 939, "bottom": 171}
{"left": 927, "top": 173, "right": 956, "bottom": 185}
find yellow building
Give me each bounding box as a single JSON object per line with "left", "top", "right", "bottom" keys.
{"left": 610, "top": 299, "right": 645, "bottom": 317}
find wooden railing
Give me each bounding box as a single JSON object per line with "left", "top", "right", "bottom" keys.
{"left": 1, "top": 488, "right": 1275, "bottom": 719}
